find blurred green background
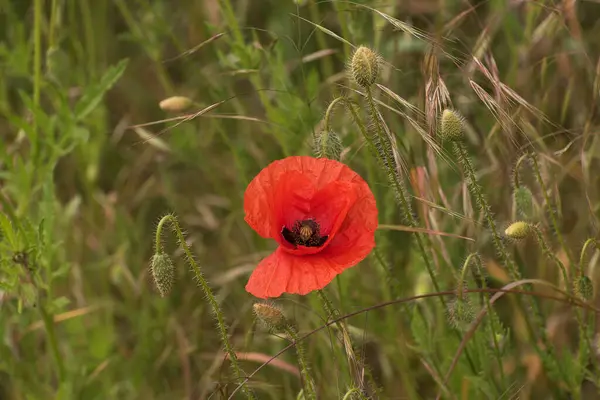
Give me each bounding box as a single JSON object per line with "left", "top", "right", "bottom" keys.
{"left": 2, "top": 0, "right": 600, "bottom": 399}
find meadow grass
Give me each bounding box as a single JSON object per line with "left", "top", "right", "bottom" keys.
{"left": 1, "top": 0, "right": 600, "bottom": 399}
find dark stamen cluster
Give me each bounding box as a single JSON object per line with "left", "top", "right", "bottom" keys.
{"left": 282, "top": 219, "right": 328, "bottom": 248}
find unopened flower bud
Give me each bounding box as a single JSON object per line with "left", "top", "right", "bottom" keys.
{"left": 159, "top": 96, "right": 192, "bottom": 112}
{"left": 440, "top": 109, "right": 465, "bottom": 142}
{"left": 314, "top": 130, "right": 343, "bottom": 161}
{"left": 513, "top": 186, "right": 534, "bottom": 219}
{"left": 446, "top": 298, "right": 474, "bottom": 331}
{"left": 151, "top": 253, "right": 175, "bottom": 297}
{"left": 575, "top": 275, "right": 594, "bottom": 301}
{"left": 350, "top": 46, "right": 380, "bottom": 88}
{"left": 504, "top": 221, "right": 531, "bottom": 240}
{"left": 253, "top": 303, "right": 288, "bottom": 331}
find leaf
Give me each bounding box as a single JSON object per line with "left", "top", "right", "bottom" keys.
{"left": 0, "top": 213, "right": 17, "bottom": 248}
{"left": 74, "top": 58, "right": 129, "bottom": 121}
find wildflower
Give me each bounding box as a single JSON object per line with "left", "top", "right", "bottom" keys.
{"left": 244, "top": 156, "right": 378, "bottom": 298}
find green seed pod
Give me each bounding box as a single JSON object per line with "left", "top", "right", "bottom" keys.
{"left": 440, "top": 109, "right": 465, "bottom": 142}
{"left": 253, "top": 303, "right": 288, "bottom": 332}
{"left": 313, "top": 130, "right": 343, "bottom": 161}
{"left": 150, "top": 253, "right": 175, "bottom": 297}
{"left": 575, "top": 275, "right": 594, "bottom": 301}
{"left": 513, "top": 186, "right": 534, "bottom": 219}
{"left": 350, "top": 46, "right": 380, "bottom": 88}
{"left": 504, "top": 221, "right": 531, "bottom": 240}
{"left": 159, "top": 96, "right": 193, "bottom": 112}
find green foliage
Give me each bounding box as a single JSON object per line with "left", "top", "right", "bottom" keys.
{"left": 2, "top": 0, "right": 600, "bottom": 398}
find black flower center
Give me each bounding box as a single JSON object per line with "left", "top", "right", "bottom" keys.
{"left": 282, "top": 219, "right": 328, "bottom": 248}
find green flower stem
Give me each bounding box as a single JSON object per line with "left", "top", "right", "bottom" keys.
{"left": 529, "top": 154, "right": 575, "bottom": 271}
{"left": 471, "top": 255, "right": 506, "bottom": 385}
{"left": 359, "top": 90, "right": 443, "bottom": 296}
{"left": 39, "top": 303, "right": 66, "bottom": 384}
{"left": 579, "top": 239, "right": 598, "bottom": 277}
{"left": 284, "top": 325, "right": 317, "bottom": 400}
{"left": 324, "top": 97, "right": 345, "bottom": 132}
{"left": 531, "top": 225, "right": 569, "bottom": 288}
{"left": 453, "top": 142, "right": 566, "bottom": 385}
{"left": 32, "top": 0, "right": 43, "bottom": 160}
{"left": 347, "top": 93, "right": 479, "bottom": 376}
{"left": 513, "top": 153, "right": 528, "bottom": 188}
{"left": 154, "top": 214, "right": 256, "bottom": 400}
{"left": 316, "top": 290, "right": 369, "bottom": 400}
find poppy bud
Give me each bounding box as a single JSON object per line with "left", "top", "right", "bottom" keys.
{"left": 575, "top": 275, "right": 594, "bottom": 301}
{"left": 253, "top": 303, "right": 288, "bottom": 331}
{"left": 440, "top": 109, "right": 465, "bottom": 142}
{"left": 446, "top": 298, "right": 474, "bottom": 331}
{"left": 159, "top": 96, "right": 193, "bottom": 112}
{"left": 151, "top": 253, "right": 175, "bottom": 297}
{"left": 504, "top": 221, "right": 531, "bottom": 240}
{"left": 350, "top": 46, "right": 380, "bottom": 88}
{"left": 314, "top": 129, "right": 343, "bottom": 161}
{"left": 513, "top": 186, "right": 534, "bottom": 219}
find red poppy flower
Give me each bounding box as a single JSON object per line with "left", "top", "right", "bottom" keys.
{"left": 244, "top": 156, "right": 378, "bottom": 298}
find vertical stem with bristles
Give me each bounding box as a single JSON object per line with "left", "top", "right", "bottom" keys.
{"left": 453, "top": 142, "right": 567, "bottom": 385}
{"left": 362, "top": 88, "right": 443, "bottom": 296}
{"left": 470, "top": 255, "right": 506, "bottom": 386}
{"left": 284, "top": 325, "right": 317, "bottom": 400}
{"left": 345, "top": 95, "right": 481, "bottom": 377}
{"left": 316, "top": 290, "right": 370, "bottom": 400}
{"left": 32, "top": 0, "right": 43, "bottom": 160}
{"left": 531, "top": 225, "right": 569, "bottom": 288}
{"left": 529, "top": 154, "right": 574, "bottom": 270}
{"left": 154, "top": 214, "right": 256, "bottom": 399}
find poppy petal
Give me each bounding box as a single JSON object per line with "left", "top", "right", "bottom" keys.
{"left": 244, "top": 165, "right": 313, "bottom": 239}
{"left": 245, "top": 248, "right": 340, "bottom": 298}
{"left": 319, "top": 175, "right": 378, "bottom": 266}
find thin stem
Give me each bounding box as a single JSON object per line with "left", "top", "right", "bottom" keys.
{"left": 39, "top": 304, "right": 66, "bottom": 383}
{"left": 531, "top": 225, "right": 569, "bottom": 289}
{"left": 33, "top": 0, "right": 43, "bottom": 159}
{"left": 154, "top": 214, "right": 256, "bottom": 399}
{"left": 453, "top": 142, "right": 567, "bottom": 388}
{"left": 316, "top": 290, "right": 369, "bottom": 399}
{"left": 453, "top": 143, "right": 520, "bottom": 279}
{"left": 579, "top": 238, "right": 598, "bottom": 277}
{"left": 350, "top": 92, "right": 479, "bottom": 377}
{"left": 513, "top": 153, "right": 528, "bottom": 188}
{"left": 529, "top": 154, "right": 574, "bottom": 269}
{"left": 230, "top": 285, "right": 595, "bottom": 399}
{"left": 285, "top": 325, "right": 317, "bottom": 400}
{"left": 362, "top": 89, "right": 443, "bottom": 295}
{"left": 471, "top": 255, "right": 506, "bottom": 386}
{"left": 324, "top": 96, "right": 345, "bottom": 132}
